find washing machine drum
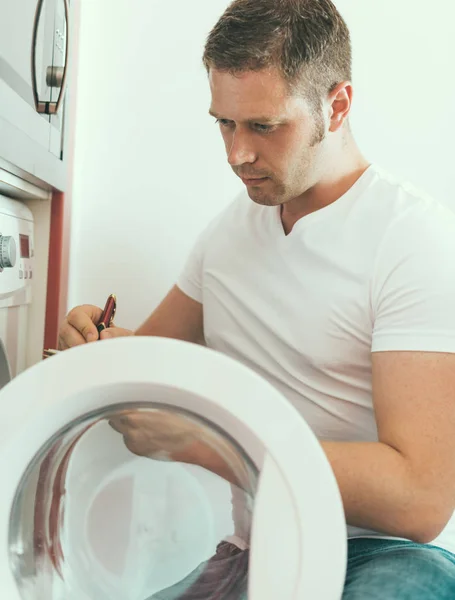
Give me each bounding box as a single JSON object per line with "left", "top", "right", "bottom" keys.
{"left": 0, "top": 337, "right": 346, "bottom": 600}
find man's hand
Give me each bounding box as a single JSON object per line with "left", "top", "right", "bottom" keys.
{"left": 58, "top": 286, "right": 204, "bottom": 350}
{"left": 58, "top": 304, "right": 133, "bottom": 350}
{"left": 109, "top": 409, "right": 204, "bottom": 461}
{"left": 109, "top": 408, "right": 254, "bottom": 491}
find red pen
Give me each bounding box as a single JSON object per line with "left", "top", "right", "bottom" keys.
{"left": 96, "top": 294, "right": 117, "bottom": 335}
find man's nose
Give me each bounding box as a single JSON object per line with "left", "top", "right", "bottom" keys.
{"left": 227, "top": 130, "right": 257, "bottom": 166}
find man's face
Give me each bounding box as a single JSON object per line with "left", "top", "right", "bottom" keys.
{"left": 209, "top": 67, "right": 327, "bottom": 206}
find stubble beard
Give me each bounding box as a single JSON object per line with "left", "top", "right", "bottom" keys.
{"left": 248, "top": 113, "right": 326, "bottom": 207}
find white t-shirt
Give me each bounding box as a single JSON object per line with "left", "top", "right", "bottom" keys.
{"left": 177, "top": 164, "right": 455, "bottom": 554}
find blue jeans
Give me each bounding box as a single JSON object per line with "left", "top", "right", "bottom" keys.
{"left": 344, "top": 538, "right": 455, "bottom": 599}
{"left": 149, "top": 538, "right": 455, "bottom": 599}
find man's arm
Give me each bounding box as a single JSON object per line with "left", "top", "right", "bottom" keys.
{"left": 115, "top": 287, "right": 455, "bottom": 539}
{"left": 173, "top": 350, "right": 455, "bottom": 543}
{"left": 59, "top": 286, "right": 204, "bottom": 347}
{"left": 322, "top": 350, "right": 455, "bottom": 543}
{"left": 134, "top": 285, "right": 204, "bottom": 343}
{"left": 133, "top": 295, "right": 455, "bottom": 543}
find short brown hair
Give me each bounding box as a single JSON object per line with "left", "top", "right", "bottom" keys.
{"left": 203, "top": 0, "right": 352, "bottom": 109}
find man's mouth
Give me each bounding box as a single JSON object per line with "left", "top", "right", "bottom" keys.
{"left": 240, "top": 176, "right": 269, "bottom": 186}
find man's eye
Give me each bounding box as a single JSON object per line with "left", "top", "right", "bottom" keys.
{"left": 214, "top": 119, "right": 274, "bottom": 133}
{"left": 253, "top": 123, "right": 273, "bottom": 133}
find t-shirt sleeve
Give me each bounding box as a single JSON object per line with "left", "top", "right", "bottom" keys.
{"left": 371, "top": 203, "right": 455, "bottom": 353}
{"left": 176, "top": 195, "right": 242, "bottom": 303}
{"left": 176, "top": 203, "right": 230, "bottom": 303}
{"left": 176, "top": 228, "right": 207, "bottom": 303}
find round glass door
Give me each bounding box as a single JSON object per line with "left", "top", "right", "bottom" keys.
{"left": 9, "top": 403, "right": 258, "bottom": 600}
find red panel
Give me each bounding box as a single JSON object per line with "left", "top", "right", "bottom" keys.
{"left": 44, "top": 192, "right": 65, "bottom": 350}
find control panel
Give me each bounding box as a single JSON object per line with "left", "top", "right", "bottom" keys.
{"left": 0, "top": 234, "right": 16, "bottom": 270}
{"left": 0, "top": 196, "right": 34, "bottom": 302}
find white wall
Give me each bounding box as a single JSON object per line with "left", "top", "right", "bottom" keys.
{"left": 69, "top": 0, "right": 455, "bottom": 327}
{"left": 338, "top": 0, "right": 454, "bottom": 203}
{"left": 69, "top": 0, "right": 242, "bottom": 327}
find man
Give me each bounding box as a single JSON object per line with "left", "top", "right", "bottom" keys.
{"left": 59, "top": 0, "right": 455, "bottom": 598}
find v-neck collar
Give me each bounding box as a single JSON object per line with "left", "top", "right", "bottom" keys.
{"left": 273, "top": 165, "right": 377, "bottom": 238}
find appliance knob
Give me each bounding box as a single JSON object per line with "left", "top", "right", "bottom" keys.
{"left": 0, "top": 236, "right": 17, "bottom": 269}
{"left": 46, "top": 66, "right": 65, "bottom": 88}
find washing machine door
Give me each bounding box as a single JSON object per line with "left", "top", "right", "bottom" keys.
{"left": 0, "top": 337, "right": 347, "bottom": 600}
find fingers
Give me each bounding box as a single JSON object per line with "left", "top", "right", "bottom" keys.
{"left": 58, "top": 329, "right": 86, "bottom": 351}
{"left": 58, "top": 303, "right": 133, "bottom": 350}
{"left": 108, "top": 412, "right": 139, "bottom": 432}
{"left": 58, "top": 304, "right": 103, "bottom": 350}
{"left": 99, "top": 326, "right": 133, "bottom": 340}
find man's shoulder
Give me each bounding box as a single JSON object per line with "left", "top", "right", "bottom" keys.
{"left": 370, "top": 165, "right": 440, "bottom": 208}
{"left": 193, "top": 191, "right": 251, "bottom": 250}
{"left": 367, "top": 167, "right": 455, "bottom": 282}
{"left": 205, "top": 190, "right": 252, "bottom": 231}
{"left": 368, "top": 164, "right": 455, "bottom": 237}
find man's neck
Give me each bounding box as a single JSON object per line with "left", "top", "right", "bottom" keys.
{"left": 281, "top": 140, "right": 370, "bottom": 234}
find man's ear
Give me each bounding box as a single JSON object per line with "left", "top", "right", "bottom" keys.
{"left": 328, "top": 81, "right": 352, "bottom": 132}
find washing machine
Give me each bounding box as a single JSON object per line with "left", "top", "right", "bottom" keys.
{"left": 0, "top": 336, "right": 347, "bottom": 599}
{"left": 0, "top": 194, "right": 34, "bottom": 382}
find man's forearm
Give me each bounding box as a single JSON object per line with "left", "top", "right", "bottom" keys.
{"left": 174, "top": 438, "right": 444, "bottom": 543}
{"left": 172, "top": 439, "right": 253, "bottom": 491}
{"left": 321, "top": 441, "right": 443, "bottom": 543}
